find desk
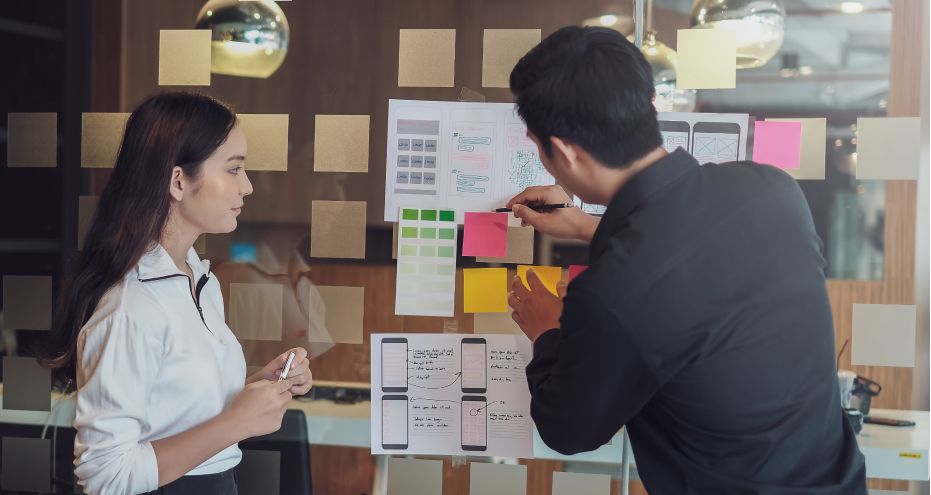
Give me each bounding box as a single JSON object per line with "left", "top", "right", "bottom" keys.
{"left": 1, "top": 389, "right": 927, "bottom": 481}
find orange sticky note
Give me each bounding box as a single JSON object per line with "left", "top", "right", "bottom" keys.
{"left": 516, "top": 265, "right": 562, "bottom": 295}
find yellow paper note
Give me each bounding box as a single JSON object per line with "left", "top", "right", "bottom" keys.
{"left": 516, "top": 265, "right": 562, "bottom": 295}
{"left": 676, "top": 29, "right": 736, "bottom": 90}
{"left": 7, "top": 113, "right": 57, "bottom": 168}
{"left": 314, "top": 286, "right": 365, "bottom": 344}
{"left": 766, "top": 118, "right": 826, "bottom": 180}
{"left": 855, "top": 117, "right": 921, "bottom": 180}
{"left": 81, "top": 113, "right": 130, "bottom": 168}
{"left": 464, "top": 268, "right": 508, "bottom": 313}
{"left": 313, "top": 115, "right": 371, "bottom": 172}
{"left": 158, "top": 29, "right": 212, "bottom": 86}
{"left": 398, "top": 29, "right": 456, "bottom": 87}
{"left": 482, "top": 29, "right": 541, "bottom": 88}
{"left": 310, "top": 200, "right": 367, "bottom": 259}
{"left": 237, "top": 114, "right": 289, "bottom": 171}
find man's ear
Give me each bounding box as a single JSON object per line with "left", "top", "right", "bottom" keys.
{"left": 168, "top": 166, "right": 185, "bottom": 202}
{"left": 549, "top": 136, "right": 579, "bottom": 171}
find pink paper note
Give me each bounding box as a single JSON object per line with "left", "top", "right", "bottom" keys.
{"left": 463, "top": 212, "right": 508, "bottom": 257}
{"left": 753, "top": 121, "right": 802, "bottom": 170}
{"left": 568, "top": 265, "right": 588, "bottom": 282}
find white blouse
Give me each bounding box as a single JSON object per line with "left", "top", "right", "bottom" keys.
{"left": 73, "top": 245, "right": 247, "bottom": 495}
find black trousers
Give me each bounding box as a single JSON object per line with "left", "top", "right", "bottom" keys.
{"left": 142, "top": 468, "right": 237, "bottom": 495}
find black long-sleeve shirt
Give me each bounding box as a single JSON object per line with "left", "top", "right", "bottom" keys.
{"left": 527, "top": 149, "right": 866, "bottom": 494}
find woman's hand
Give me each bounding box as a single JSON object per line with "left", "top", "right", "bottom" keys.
{"left": 249, "top": 348, "right": 313, "bottom": 396}
{"left": 224, "top": 380, "right": 293, "bottom": 439}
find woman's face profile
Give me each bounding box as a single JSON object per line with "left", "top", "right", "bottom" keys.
{"left": 176, "top": 123, "right": 253, "bottom": 235}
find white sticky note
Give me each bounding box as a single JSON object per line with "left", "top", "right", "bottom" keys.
{"left": 676, "top": 29, "right": 737, "bottom": 90}
{"left": 552, "top": 471, "right": 612, "bottom": 495}
{"left": 470, "top": 462, "right": 526, "bottom": 495}
{"left": 855, "top": 117, "right": 921, "bottom": 180}
{"left": 851, "top": 304, "right": 917, "bottom": 367}
{"left": 229, "top": 283, "right": 284, "bottom": 341}
{"left": 387, "top": 457, "right": 443, "bottom": 495}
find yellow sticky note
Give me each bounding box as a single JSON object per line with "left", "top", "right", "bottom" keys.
{"left": 78, "top": 196, "right": 100, "bottom": 250}
{"left": 516, "top": 265, "right": 562, "bottom": 295}
{"left": 464, "top": 268, "right": 508, "bottom": 313}
{"left": 238, "top": 114, "right": 289, "bottom": 171}
{"left": 482, "top": 29, "right": 541, "bottom": 88}
{"left": 676, "top": 29, "right": 736, "bottom": 90}
{"left": 158, "top": 29, "right": 212, "bottom": 86}
{"left": 7, "top": 113, "right": 57, "bottom": 167}
{"left": 81, "top": 113, "right": 130, "bottom": 168}
{"left": 313, "top": 115, "right": 371, "bottom": 173}
{"left": 766, "top": 118, "right": 826, "bottom": 180}
{"left": 398, "top": 29, "right": 456, "bottom": 87}
{"left": 855, "top": 117, "right": 921, "bottom": 180}
{"left": 310, "top": 200, "right": 367, "bottom": 259}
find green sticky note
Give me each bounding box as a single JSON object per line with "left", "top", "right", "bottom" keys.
{"left": 439, "top": 228, "right": 455, "bottom": 240}
{"left": 421, "top": 228, "right": 436, "bottom": 239}
{"left": 438, "top": 246, "right": 454, "bottom": 258}
{"left": 402, "top": 209, "right": 419, "bottom": 220}
{"left": 419, "top": 245, "right": 436, "bottom": 257}
{"left": 400, "top": 245, "right": 417, "bottom": 256}
{"left": 439, "top": 210, "right": 455, "bottom": 222}
{"left": 401, "top": 227, "right": 418, "bottom": 238}
{"left": 421, "top": 209, "right": 437, "bottom": 221}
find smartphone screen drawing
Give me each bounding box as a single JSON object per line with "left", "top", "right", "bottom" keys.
{"left": 381, "top": 395, "right": 409, "bottom": 450}
{"left": 692, "top": 122, "right": 742, "bottom": 164}
{"left": 659, "top": 120, "right": 690, "bottom": 154}
{"left": 461, "top": 337, "right": 487, "bottom": 394}
{"left": 381, "top": 337, "right": 409, "bottom": 392}
{"left": 461, "top": 395, "right": 487, "bottom": 451}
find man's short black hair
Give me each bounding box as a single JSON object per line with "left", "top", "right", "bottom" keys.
{"left": 510, "top": 26, "right": 663, "bottom": 168}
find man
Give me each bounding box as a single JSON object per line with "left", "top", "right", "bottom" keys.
{"left": 505, "top": 26, "right": 866, "bottom": 494}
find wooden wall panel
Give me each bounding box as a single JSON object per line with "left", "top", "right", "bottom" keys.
{"left": 88, "top": 0, "right": 927, "bottom": 492}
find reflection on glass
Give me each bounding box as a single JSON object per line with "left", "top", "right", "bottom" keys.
{"left": 689, "top": 0, "right": 786, "bottom": 69}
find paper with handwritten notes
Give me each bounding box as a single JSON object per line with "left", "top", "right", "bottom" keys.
{"left": 371, "top": 333, "right": 533, "bottom": 457}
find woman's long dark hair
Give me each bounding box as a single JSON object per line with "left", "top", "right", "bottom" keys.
{"left": 40, "top": 92, "right": 237, "bottom": 386}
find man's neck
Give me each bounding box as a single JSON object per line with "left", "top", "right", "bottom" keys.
{"left": 592, "top": 146, "right": 667, "bottom": 205}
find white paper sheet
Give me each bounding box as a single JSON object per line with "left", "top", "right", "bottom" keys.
{"left": 384, "top": 99, "right": 556, "bottom": 223}
{"left": 574, "top": 111, "right": 750, "bottom": 215}
{"left": 371, "top": 333, "right": 534, "bottom": 458}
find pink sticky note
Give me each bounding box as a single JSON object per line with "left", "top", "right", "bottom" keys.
{"left": 463, "top": 212, "right": 508, "bottom": 257}
{"left": 568, "top": 265, "right": 588, "bottom": 282}
{"left": 753, "top": 121, "right": 802, "bottom": 170}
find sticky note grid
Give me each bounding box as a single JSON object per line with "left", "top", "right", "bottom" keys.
{"left": 395, "top": 208, "right": 458, "bottom": 317}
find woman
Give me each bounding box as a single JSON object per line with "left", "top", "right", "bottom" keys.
{"left": 40, "top": 92, "right": 312, "bottom": 495}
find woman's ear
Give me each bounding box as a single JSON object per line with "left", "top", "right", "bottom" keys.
{"left": 168, "top": 166, "right": 185, "bottom": 202}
